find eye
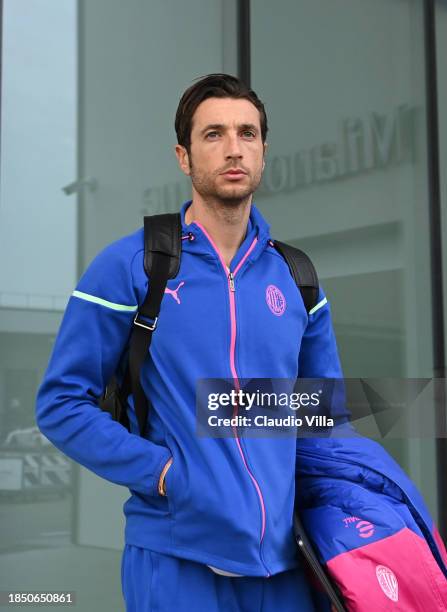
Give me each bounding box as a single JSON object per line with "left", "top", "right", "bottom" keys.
{"left": 206, "top": 131, "right": 219, "bottom": 139}
{"left": 242, "top": 131, "right": 256, "bottom": 138}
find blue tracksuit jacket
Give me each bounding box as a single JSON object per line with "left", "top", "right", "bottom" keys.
{"left": 35, "top": 199, "right": 341, "bottom": 579}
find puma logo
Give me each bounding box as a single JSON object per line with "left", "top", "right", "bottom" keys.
{"left": 164, "top": 281, "right": 185, "bottom": 304}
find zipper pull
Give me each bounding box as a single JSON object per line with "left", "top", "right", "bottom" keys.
{"left": 228, "top": 271, "right": 235, "bottom": 292}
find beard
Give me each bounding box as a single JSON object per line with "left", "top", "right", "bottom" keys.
{"left": 189, "top": 157, "right": 263, "bottom": 206}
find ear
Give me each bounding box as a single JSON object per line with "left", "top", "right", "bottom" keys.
{"left": 175, "top": 144, "right": 191, "bottom": 176}
{"left": 262, "top": 142, "right": 268, "bottom": 169}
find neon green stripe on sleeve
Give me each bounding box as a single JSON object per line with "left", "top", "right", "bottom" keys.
{"left": 308, "top": 297, "right": 327, "bottom": 316}
{"left": 72, "top": 290, "right": 138, "bottom": 312}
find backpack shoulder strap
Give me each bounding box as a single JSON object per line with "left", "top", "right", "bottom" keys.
{"left": 271, "top": 240, "right": 319, "bottom": 314}
{"left": 127, "top": 212, "right": 182, "bottom": 437}
{"left": 143, "top": 213, "right": 182, "bottom": 280}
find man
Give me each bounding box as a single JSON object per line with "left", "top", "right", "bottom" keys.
{"left": 36, "top": 74, "right": 342, "bottom": 611}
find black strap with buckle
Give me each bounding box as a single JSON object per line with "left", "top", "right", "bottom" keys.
{"left": 129, "top": 214, "right": 182, "bottom": 437}
{"left": 100, "top": 213, "right": 182, "bottom": 438}
{"left": 129, "top": 251, "right": 172, "bottom": 437}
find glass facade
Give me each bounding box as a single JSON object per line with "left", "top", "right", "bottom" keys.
{"left": 0, "top": 1, "right": 446, "bottom": 609}
{"left": 252, "top": 0, "right": 437, "bottom": 513}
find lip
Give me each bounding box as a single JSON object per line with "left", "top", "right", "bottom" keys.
{"left": 221, "top": 170, "right": 247, "bottom": 178}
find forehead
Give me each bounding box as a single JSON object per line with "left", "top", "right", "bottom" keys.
{"left": 191, "top": 97, "right": 261, "bottom": 131}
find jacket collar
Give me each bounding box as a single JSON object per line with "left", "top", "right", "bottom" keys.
{"left": 179, "top": 199, "right": 272, "bottom": 270}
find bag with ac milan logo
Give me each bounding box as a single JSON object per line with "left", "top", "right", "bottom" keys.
{"left": 295, "top": 434, "right": 447, "bottom": 611}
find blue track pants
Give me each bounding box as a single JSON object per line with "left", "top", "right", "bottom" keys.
{"left": 121, "top": 544, "right": 319, "bottom": 611}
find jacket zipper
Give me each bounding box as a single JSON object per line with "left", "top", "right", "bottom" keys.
{"left": 228, "top": 271, "right": 235, "bottom": 292}
{"left": 226, "top": 260, "right": 270, "bottom": 576}
{"left": 297, "top": 448, "right": 447, "bottom": 578}
{"left": 192, "top": 222, "right": 270, "bottom": 576}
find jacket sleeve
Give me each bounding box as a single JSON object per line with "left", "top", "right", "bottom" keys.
{"left": 298, "top": 285, "right": 343, "bottom": 379}
{"left": 35, "top": 238, "right": 171, "bottom": 497}
{"left": 297, "top": 285, "right": 352, "bottom": 430}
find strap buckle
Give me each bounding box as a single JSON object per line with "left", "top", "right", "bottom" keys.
{"left": 133, "top": 313, "right": 158, "bottom": 331}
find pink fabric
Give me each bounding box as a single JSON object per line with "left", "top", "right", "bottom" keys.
{"left": 228, "top": 286, "right": 238, "bottom": 378}
{"left": 327, "top": 527, "right": 447, "bottom": 610}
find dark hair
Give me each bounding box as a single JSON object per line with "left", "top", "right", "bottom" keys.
{"left": 175, "top": 73, "right": 268, "bottom": 153}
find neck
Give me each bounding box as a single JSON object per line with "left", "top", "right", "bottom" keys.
{"left": 185, "top": 194, "right": 252, "bottom": 268}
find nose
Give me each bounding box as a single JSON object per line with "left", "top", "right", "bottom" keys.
{"left": 224, "top": 132, "right": 243, "bottom": 161}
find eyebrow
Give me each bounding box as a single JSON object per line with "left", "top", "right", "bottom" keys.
{"left": 199, "top": 123, "right": 259, "bottom": 136}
